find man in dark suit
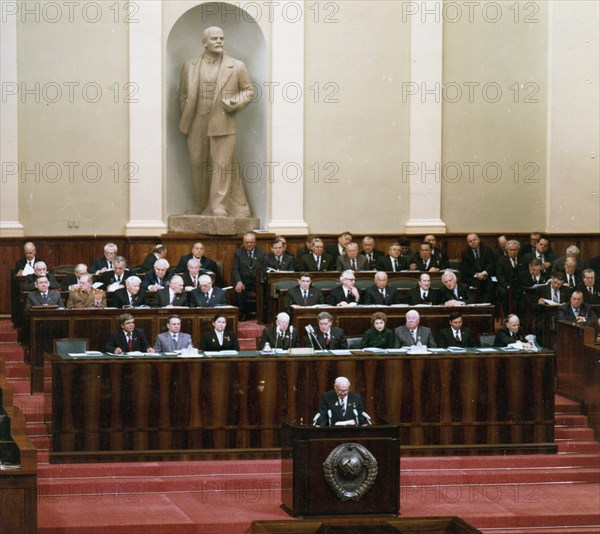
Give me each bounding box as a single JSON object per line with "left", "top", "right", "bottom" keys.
{"left": 263, "top": 237, "right": 296, "bottom": 272}
{"left": 363, "top": 271, "right": 401, "bottom": 305}
{"left": 437, "top": 311, "right": 477, "bottom": 348}
{"left": 578, "top": 269, "right": 600, "bottom": 304}
{"left": 284, "top": 273, "right": 325, "bottom": 313}
{"left": 516, "top": 258, "right": 548, "bottom": 315}
{"left": 25, "top": 276, "right": 64, "bottom": 311}
{"left": 89, "top": 242, "right": 119, "bottom": 274}
{"left": 100, "top": 256, "right": 133, "bottom": 292}
{"left": 558, "top": 290, "right": 598, "bottom": 325}
{"left": 141, "top": 244, "right": 167, "bottom": 272}
{"left": 315, "top": 377, "right": 365, "bottom": 426}
{"left": 258, "top": 312, "right": 300, "bottom": 350}
{"left": 189, "top": 274, "right": 228, "bottom": 307}
{"left": 328, "top": 270, "right": 361, "bottom": 306}
{"left": 105, "top": 313, "right": 155, "bottom": 354}
{"left": 360, "top": 236, "right": 385, "bottom": 270}
{"left": 494, "top": 314, "right": 534, "bottom": 348}
{"left": 560, "top": 257, "right": 582, "bottom": 290}
{"left": 439, "top": 270, "right": 474, "bottom": 305}
{"left": 589, "top": 255, "right": 600, "bottom": 278}
{"left": 142, "top": 259, "right": 171, "bottom": 292}
{"left": 325, "top": 231, "right": 353, "bottom": 264}
{"left": 424, "top": 235, "right": 450, "bottom": 270}
{"left": 376, "top": 242, "right": 408, "bottom": 272}
{"left": 297, "top": 238, "right": 334, "bottom": 272}
{"left": 232, "top": 232, "right": 266, "bottom": 320}
{"left": 459, "top": 233, "right": 496, "bottom": 303}
{"left": 394, "top": 309, "right": 437, "bottom": 348}
{"left": 153, "top": 315, "right": 193, "bottom": 352}
{"left": 307, "top": 311, "right": 347, "bottom": 350}
{"left": 336, "top": 242, "right": 369, "bottom": 272}
{"left": 407, "top": 273, "right": 441, "bottom": 305}
{"left": 175, "top": 242, "right": 224, "bottom": 287}
{"left": 152, "top": 275, "right": 189, "bottom": 307}
{"left": 522, "top": 237, "right": 554, "bottom": 277}
{"left": 110, "top": 276, "right": 147, "bottom": 308}
{"left": 496, "top": 239, "right": 526, "bottom": 314}
{"left": 22, "top": 261, "right": 61, "bottom": 291}
{"left": 13, "top": 241, "right": 41, "bottom": 276}
{"left": 533, "top": 273, "right": 570, "bottom": 343}
{"left": 409, "top": 242, "right": 449, "bottom": 272}
{"left": 518, "top": 232, "right": 542, "bottom": 259}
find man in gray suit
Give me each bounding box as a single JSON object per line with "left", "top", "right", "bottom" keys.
{"left": 180, "top": 26, "right": 254, "bottom": 216}
{"left": 336, "top": 242, "right": 370, "bottom": 272}
{"left": 25, "top": 275, "right": 64, "bottom": 310}
{"left": 394, "top": 309, "right": 437, "bottom": 348}
{"left": 154, "top": 315, "right": 193, "bottom": 352}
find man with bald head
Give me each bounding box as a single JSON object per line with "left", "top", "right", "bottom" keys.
{"left": 180, "top": 26, "right": 254, "bottom": 216}
{"left": 176, "top": 242, "right": 224, "bottom": 287}
{"left": 14, "top": 242, "right": 41, "bottom": 276}
{"left": 363, "top": 271, "right": 401, "bottom": 305}
{"left": 394, "top": 310, "right": 437, "bottom": 348}
{"left": 315, "top": 377, "right": 366, "bottom": 427}
{"left": 258, "top": 312, "right": 299, "bottom": 350}
{"left": 152, "top": 275, "right": 189, "bottom": 308}
{"left": 189, "top": 274, "right": 227, "bottom": 307}
{"left": 459, "top": 233, "right": 496, "bottom": 303}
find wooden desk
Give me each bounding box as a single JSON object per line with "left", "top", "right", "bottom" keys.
{"left": 27, "top": 307, "right": 238, "bottom": 393}
{"left": 556, "top": 320, "right": 600, "bottom": 440}
{"left": 44, "top": 348, "right": 556, "bottom": 463}
{"left": 259, "top": 270, "right": 468, "bottom": 323}
{"left": 290, "top": 305, "right": 495, "bottom": 343}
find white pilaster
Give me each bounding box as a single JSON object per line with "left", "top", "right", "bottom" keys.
{"left": 267, "top": 0, "right": 308, "bottom": 235}
{"left": 0, "top": 4, "right": 24, "bottom": 237}
{"left": 405, "top": 0, "right": 446, "bottom": 234}
{"left": 126, "top": 1, "right": 167, "bottom": 236}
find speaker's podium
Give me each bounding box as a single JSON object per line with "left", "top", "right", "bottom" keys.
{"left": 281, "top": 419, "right": 400, "bottom": 517}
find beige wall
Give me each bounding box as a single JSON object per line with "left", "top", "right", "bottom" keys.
{"left": 441, "top": 0, "right": 549, "bottom": 232}
{"left": 16, "top": 0, "right": 130, "bottom": 235}
{"left": 304, "top": 1, "right": 411, "bottom": 233}
{"left": 3, "top": 0, "right": 598, "bottom": 236}
{"left": 546, "top": 0, "right": 600, "bottom": 232}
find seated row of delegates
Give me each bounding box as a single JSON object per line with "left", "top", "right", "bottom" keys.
{"left": 359, "top": 310, "right": 477, "bottom": 349}
{"left": 25, "top": 275, "right": 65, "bottom": 310}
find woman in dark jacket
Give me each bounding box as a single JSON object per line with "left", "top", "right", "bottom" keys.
{"left": 360, "top": 311, "right": 394, "bottom": 349}
{"left": 200, "top": 313, "right": 240, "bottom": 351}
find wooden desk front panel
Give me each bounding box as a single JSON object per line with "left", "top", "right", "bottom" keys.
{"left": 291, "top": 306, "right": 495, "bottom": 343}
{"left": 28, "top": 308, "right": 238, "bottom": 393}
{"left": 46, "top": 350, "right": 555, "bottom": 462}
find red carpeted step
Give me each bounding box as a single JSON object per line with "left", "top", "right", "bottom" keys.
{"left": 6, "top": 377, "right": 31, "bottom": 395}
{"left": 555, "top": 395, "right": 583, "bottom": 414}
{"left": 0, "top": 342, "right": 25, "bottom": 362}
{"left": 29, "top": 435, "right": 50, "bottom": 450}
{"left": 2, "top": 361, "right": 30, "bottom": 379}
{"left": 555, "top": 426, "right": 596, "bottom": 440}
{"left": 12, "top": 394, "right": 46, "bottom": 423}
{"left": 555, "top": 414, "right": 589, "bottom": 426}
{"left": 0, "top": 321, "right": 18, "bottom": 342}
{"left": 557, "top": 440, "right": 600, "bottom": 454}
{"left": 26, "top": 422, "right": 50, "bottom": 436}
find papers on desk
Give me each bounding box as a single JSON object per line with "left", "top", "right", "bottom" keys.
{"left": 92, "top": 282, "right": 103, "bottom": 289}
{"left": 428, "top": 348, "right": 448, "bottom": 353}
{"left": 386, "top": 348, "right": 408, "bottom": 353}
{"left": 204, "top": 350, "right": 238, "bottom": 356}
{"left": 335, "top": 420, "right": 356, "bottom": 426}
{"left": 329, "top": 349, "right": 352, "bottom": 355}
{"left": 68, "top": 351, "right": 103, "bottom": 357}
{"left": 389, "top": 304, "right": 409, "bottom": 307}
{"left": 363, "top": 347, "right": 386, "bottom": 353}
{"left": 541, "top": 299, "right": 560, "bottom": 306}
{"left": 446, "top": 346, "right": 468, "bottom": 352}
{"left": 467, "top": 303, "right": 491, "bottom": 306}
{"left": 477, "top": 348, "right": 497, "bottom": 352}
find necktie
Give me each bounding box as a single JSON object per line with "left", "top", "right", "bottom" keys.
{"left": 351, "top": 259, "right": 357, "bottom": 271}
{"left": 205, "top": 292, "right": 210, "bottom": 303}
{"left": 574, "top": 308, "right": 579, "bottom": 317}
{"left": 41, "top": 293, "right": 48, "bottom": 301}
{"left": 474, "top": 249, "right": 479, "bottom": 261}
{"left": 511, "top": 258, "right": 516, "bottom": 268}
{"left": 340, "top": 398, "right": 346, "bottom": 416}
{"left": 589, "top": 286, "right": 594, "bottom": 295}
{"left": 170, "top": 292, "right": 176, "bottom": 305}
{"left": 129, "top": 294, "right": 133, "bottom": 305}
{"left": 28, "top": 260, "right": 32, "bottom": 267}
{"left": 368, "top": 254, "right": 373, "bottom": 265}
{"left": 171, "top": 334, "right": 177, "bottom": 349}
{"left": 569, "top": 275, "right": 574, "bottom": 288}
{"left": 423, "top": 291, "right": 428, "bottom": 300}
{"left": 552, "top": 289, "right": 559, "bottom": 303}
{"left": 380, "top": 288, "right": 385, "bottom": 300}
{"left": 193, "top": 277, "right": 198, "bottom": 288}
{"left": 411, "top": 330, "right": 416, "bottom": 342}
{"left": 277, "top": 257, "right": 282, "bottom": 268}
{"left": 325, "top": 333, "right": 330, "bottom": 347}
{"left": 303, "top": 290, "right": 308, "bottom": 305}
{"left": 127, "top": 334, "right": 133, "bottom": 351}
{"left": 393, "top": 259, "right": 398, "bottom": 271}
{"left": 454, "top": 331, "right": 461, "bottom": 343}
{"left": 316, "top": 256, "right": 321, "bottom": 270}
{"left": 454, "top": 289, "right": 459, "bottom": 299}
{"left": 539, "top": 254, "right": 544, "bottom": 264}
{"left": 248, "top": 251, "right": 252, "bottom": 260}
{"left": 424, "top": 260, "right": 429, "bottom": 270}
{"left": 115, "top": 275, "right": 121, "bottom": 283}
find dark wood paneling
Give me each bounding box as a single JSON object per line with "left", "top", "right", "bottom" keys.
{"left": 2, "top": 233, "right": 599, "bottom": 317}
{"left": 44, "top": 349, "right": 556, "bottom": 463}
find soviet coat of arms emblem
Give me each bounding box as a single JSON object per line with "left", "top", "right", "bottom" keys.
{"left": 322, "top": 443, "right": 378, "bottom": 501}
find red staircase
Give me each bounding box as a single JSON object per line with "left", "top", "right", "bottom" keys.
{"left": 1, "top": 320, "right": 598, "bottom": 533}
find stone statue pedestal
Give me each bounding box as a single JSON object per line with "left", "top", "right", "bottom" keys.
{"left": 168, "top": 212, "right": 260, "bottom": 236}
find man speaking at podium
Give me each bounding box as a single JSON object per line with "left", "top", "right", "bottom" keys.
{"left": 315, "top": 377, "right": 367, "bottom": 427}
